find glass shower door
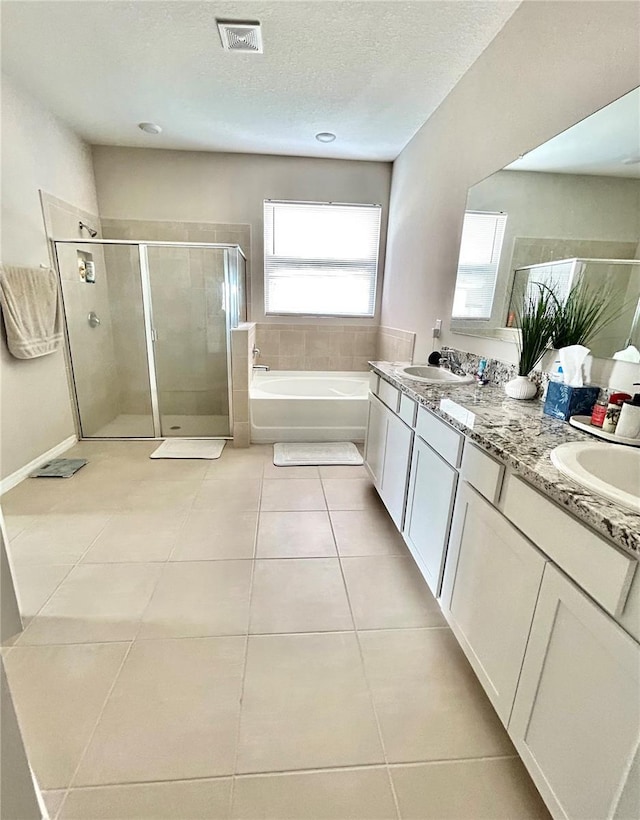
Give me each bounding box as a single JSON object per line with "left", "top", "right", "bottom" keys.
{"left": 145, "top": 245, "right": 231, "bottom": 437}
{"left": 55, "top": 241, "right": 155, "bottom": 438}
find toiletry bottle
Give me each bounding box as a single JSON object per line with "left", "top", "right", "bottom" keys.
{"left": 615, "top": 385, "right": 640, "bottom": 439}
{"left": 475, "top": 358, "right": 489, "bottom": 385}
{"left": 601, "top": 392, "right": 632, "bottom": 434}
{"left": 590, "top": 391, "right": 609, "bottom": 428}
{"left": 550, "top": 364, "right": 564, "bottom": 383}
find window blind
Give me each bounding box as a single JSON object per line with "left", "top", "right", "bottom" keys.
{"left": 452, "top": 211, "right": 507, "bottom": 320}
{"left": 264, "top": 200, "right": 381, "bottom": 316}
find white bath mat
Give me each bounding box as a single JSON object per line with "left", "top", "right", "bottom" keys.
{"left": 273, "top": 442, "right": 363, "bottom": 467}
{"left": 150, "top": 439, "right": 226, "bottom": 460}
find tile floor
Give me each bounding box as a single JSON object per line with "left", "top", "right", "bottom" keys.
{"left": 1, "top": 441, "right": 549, "bottom": 820}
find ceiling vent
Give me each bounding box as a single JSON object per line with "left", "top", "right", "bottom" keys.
{"left": 217, "top": 20, "right": 263, "bottom": 53}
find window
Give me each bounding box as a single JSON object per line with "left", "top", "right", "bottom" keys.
{"left": 452, "top": 211, "right": 507, "bottom": 320}
{"left": 264, "top": 200, "right": 382, "bottom": 316}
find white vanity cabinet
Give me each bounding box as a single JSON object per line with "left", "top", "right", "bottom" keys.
{"left": 441, "top": 482, "right": 547, "bottom": 725}
{"left": 509, "top": 564, "right": 640, "bottom": 820}
{"left": 403, "top": 433, "right": 458, "bottom": 597}
{"left": 364, "top": 392, "right": 413, "bottom": 529}
{"left": 365, "top": 369, "right": 640, "bottom": 820}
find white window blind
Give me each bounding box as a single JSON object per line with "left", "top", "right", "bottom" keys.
{"left": 452, "top": 211, "right": 507, "bottom": 319}
{"left": 264, "top": 200, "right": 381, "bottom": 316}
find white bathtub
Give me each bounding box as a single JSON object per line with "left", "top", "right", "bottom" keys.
{"left": 250, "top": 371, "right": 369, "bottom": 443}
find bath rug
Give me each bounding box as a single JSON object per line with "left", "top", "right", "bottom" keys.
{"left": 30, "top": 458, "right": 87, "bottom": 478}
{"left": 273, "top": 442, "right": 363, "bottom": 467}
{"left": 150, "top": 439, "right": 226, "bottom": 460}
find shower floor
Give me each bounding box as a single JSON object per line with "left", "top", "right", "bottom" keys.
{"left": 88, "top": 414, "right": 230, "bottom": 439}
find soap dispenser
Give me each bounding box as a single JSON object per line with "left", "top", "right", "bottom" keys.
{"left": 615, "top": 385, "right": 640, "bottom": 439}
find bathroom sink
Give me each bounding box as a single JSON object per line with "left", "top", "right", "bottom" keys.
{"left": 400, "top": 365, "right": 474, "bottom": 385}
{"left": 550, "top": 442, "right": 640, "bottom": 515}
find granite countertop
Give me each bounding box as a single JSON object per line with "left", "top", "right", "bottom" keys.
{"left": 370, "top": 361, "right": 640, "bottom": 558}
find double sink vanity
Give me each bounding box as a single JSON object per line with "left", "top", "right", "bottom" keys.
{"left": 364, "top": 361, "right": 640, "bottom": 820}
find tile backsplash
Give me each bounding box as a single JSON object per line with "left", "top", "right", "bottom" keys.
{"left": 254, "top": 324, "right": 377, "bottom": 371}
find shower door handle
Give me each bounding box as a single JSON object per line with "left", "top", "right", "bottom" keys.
{"left": 151, "top": 328, "right": 158, "bottom": 342}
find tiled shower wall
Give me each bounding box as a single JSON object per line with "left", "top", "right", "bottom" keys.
{"left": 41, "top": 192, "right": 122, "bottom": 435}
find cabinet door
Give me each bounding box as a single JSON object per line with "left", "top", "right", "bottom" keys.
{"left": 509, "top": 564, "right": 640, "bottom": 820}
{"left": 403, "top": 436, "right": 457, "bottom": 597}
{"left": 441, "top": 483, "right": 546, "bottom": 725}
{"left": 364, "top": 394, "right": 388, "bottom": 488}
{"left": 380, "top": 411, "right": 413, "bottom": 529}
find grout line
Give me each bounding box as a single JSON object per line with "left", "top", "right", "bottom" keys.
{"left": 227, "top": 459, "right": 264, "bottom": 817}
{"left": 56, "top": 753, "right": 524, "bottom": 794}
{"left": 66, "top": 639, "right": 136, "bottom": 792}
{"left": 322, "top": 477, "right": 401, "bottom": 820}
{"left": 11, "top": 512, "right": 116, "bottom": 646}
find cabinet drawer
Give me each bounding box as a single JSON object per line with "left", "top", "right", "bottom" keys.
{"left": 378, "top": 378, "right": 400, "bottom": 413}
{"left": 461, "top": 442, "right": 504, "bottom": 505}
{"left": 415, "top": 406, "right": 463, "bottom": 467}
{"left": 502, "top": 475, "right": 636, "bottom": 617}
{"left": 369, "top": 371, "right": 379, "bottom": 395}
{"left": 399, "top": 393, "right": 417, "bottom": 428}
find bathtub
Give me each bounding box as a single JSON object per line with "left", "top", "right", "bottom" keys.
{"left": 250, "top": 371, "right": 369, "bottom": 443}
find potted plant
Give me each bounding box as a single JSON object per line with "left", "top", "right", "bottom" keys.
{"left": 505, "top": 284, "right": 555, "bottom": 400}
{"left": 548, "top": 277, "right": 621, "bottom": 349}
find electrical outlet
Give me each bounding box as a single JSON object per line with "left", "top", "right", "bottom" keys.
{"left": 432, "top": 318, "right": 442, "bottom": 338}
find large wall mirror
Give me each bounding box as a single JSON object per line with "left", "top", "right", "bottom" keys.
{"left": 450, "top": 87, "right": 640, "bottom": 360}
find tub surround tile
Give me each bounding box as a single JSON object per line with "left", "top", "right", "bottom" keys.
{"left": 369, "top": 361, "right": 640, "bottom": 555}
{"left": 254, "top": 323, "right": 377, "bottom": 371}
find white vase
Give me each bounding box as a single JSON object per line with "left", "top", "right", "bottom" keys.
{"left": 504, "top": 375, "right": 537, "bottom": 400}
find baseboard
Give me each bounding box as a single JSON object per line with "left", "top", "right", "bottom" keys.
{"left": 0, "top": 435, "right": 78, "bottom": 495}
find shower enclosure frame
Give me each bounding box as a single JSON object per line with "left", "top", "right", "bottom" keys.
{"left": 52, "top": 239, "right": 247, "bottom": 440}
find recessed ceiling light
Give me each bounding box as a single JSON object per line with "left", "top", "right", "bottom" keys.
{"left": 138, "top": 122, "right": 162, "bottom": 135}
{"left": 316, "top": 132, "right": 336, "bottom": 143}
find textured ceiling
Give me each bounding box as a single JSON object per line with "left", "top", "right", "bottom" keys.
{"left": 507, "top": 87, "right": 640, "bottom": 179}
{"left": 1, "top": 1, "right": 519, "bottom": 160}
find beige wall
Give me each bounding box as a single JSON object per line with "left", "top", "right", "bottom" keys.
{"left": 92, "top": 147, "right": 392, "bottom": 326}
{"left": 381, "top": 0, "right": 640, "bottom": 368}
{"left": 0, "top": 74, "right": 99, "bottom": 479}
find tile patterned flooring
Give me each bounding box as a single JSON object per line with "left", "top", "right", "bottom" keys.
{"left": 1, "top": 441, "right": 549, "bottom": 819}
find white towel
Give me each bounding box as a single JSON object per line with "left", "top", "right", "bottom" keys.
{"left": 0, "top": 265, "right": 62, "bottom": 359}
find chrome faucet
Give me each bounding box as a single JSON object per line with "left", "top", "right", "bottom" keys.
{"left": 253, "top": 364, "right": 270, "bottom": 372}
{"left": 439, "top": 350, "right": 467, "bottom": 377}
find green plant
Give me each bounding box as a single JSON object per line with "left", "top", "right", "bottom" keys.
{"left": 547, "top": 277, "right": 623, "bottom": 349}
{"left": 515, "top": 283, "right": 555, "bottom": 376}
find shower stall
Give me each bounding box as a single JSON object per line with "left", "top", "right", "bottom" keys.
{"left": 53, "top": 240, "right": 247, "bottom": 439}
